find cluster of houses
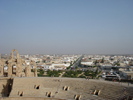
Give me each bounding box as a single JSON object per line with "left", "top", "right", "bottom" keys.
{"left": 81, "top": 55, "right": 133, "bottom": 80}
{"left": 21, "top": 54, "right": 80, "bottom": 71}
{"left": 10, "top": 54, "right": 133, "bottom": 80}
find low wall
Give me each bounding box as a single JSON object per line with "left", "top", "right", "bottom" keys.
{"left": 0, "top": 97, "right": 64, "bottom": 100}
{"left": 9, "top": 77, "right": 133, "bottom": 100}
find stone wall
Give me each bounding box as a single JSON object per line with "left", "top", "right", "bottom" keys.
{"left": 0, "top": 78, "right": 13, "bottom": 97}
{"left": 0, "top": 49, "right": 37, "bottom": 77}
{"left": 0, "top": 97, "right": 64, "bottom": 100}
{"left": 9, "top": 77, "right": 133, "bottom": 100}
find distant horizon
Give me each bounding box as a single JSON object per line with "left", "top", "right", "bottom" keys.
{"left": 0, "top": 0, "right": 133, "bottom": 54}
{"left": 1, "top": 51, "right": 133, "bottom": 55}
{"left": 1, "top": 51, "right": 133, "bottom": 56}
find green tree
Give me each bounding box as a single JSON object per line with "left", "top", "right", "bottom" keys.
{"left": 38, "top": 69, "right": 44, "bottom": 76}
{"left": 46, "top": 70, "right": 61, "bottom": 77}
{"left": 101, "top": 58, "right": 104, "bottom": 63}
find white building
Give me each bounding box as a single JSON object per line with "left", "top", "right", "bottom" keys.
{"left": 81, "top": 62, "right": 93, "bottom": 66}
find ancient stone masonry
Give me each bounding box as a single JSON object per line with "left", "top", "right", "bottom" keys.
{"left": 74, "top": 95, "right": 81, "bottom": 100}
{"left": 18, "top": 91, "right": 23, "bottom": 96}
{"left": 63, "top": 86, "right": 70, "bottom": 91}
{"left": 25, "top": 65, "right": 31, "bottom": 77}
{"left": 30, "top": 60, "right": 37, "bottom": 77}
{"left": 46, "top": 92, "right": 52, "bottom": 97}
{"left": 0, "top": 49, "right": 37, "bottom": 77}
{"left": 0, "top": 59, "right": 4, "bottom": 76}
{"left": 0, "top": 78, "right": 13, "bottom": 97}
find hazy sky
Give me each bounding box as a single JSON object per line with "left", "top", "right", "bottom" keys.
{"left": 0, "top": 0, "right": 133, "bottom": 54}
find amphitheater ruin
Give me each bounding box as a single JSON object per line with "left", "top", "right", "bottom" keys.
{"left": 0, "top": 50, "right": 133, "bottom": 100}
{"left": 0, "top": 49, "right": 37, "bottom": 77}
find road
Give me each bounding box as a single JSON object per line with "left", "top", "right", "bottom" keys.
{"left": 71, "top": 55, "right": 84, "bottom": 68}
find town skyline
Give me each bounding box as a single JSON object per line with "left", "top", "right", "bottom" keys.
{"left": 0, "top": 0, "right": 133, "bottom": 54}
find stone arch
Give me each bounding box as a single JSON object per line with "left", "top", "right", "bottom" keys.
{"left": 10, "top": 49, "right": 20, "bottom": 60}
{"left": 12, "top": 64, "right": 16, "bottom": 74}
{"left": 7, "top": 49, "right": 22, "bottom": 77}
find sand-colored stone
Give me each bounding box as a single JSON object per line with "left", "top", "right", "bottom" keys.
{"left": 0, "top": 49, "right": 37, "bottom": 77}
{"left": 0, "top": 77, "right": 133, "bottom": 100}
{"left": 0, "top": 77, "right": 130, "bottom": 100}
{"left": 0, "top": 50, "right": 133, "bottom": 100}
{"left": 0, "top": 60, "right": 4, "bottom": 76}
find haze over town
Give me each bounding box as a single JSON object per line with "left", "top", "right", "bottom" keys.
{"left": 0, "top": 0, "right": 133, "bottom": 54}
{"left": 0, "top": 1, "right": 133, "bottom": 99}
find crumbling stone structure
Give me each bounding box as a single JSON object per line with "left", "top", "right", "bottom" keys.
{"left": 0, "top": 59, "right": 4, "bottom": 76}
{"left": 0, "top": 49, "right": 37, "bottom": 77}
